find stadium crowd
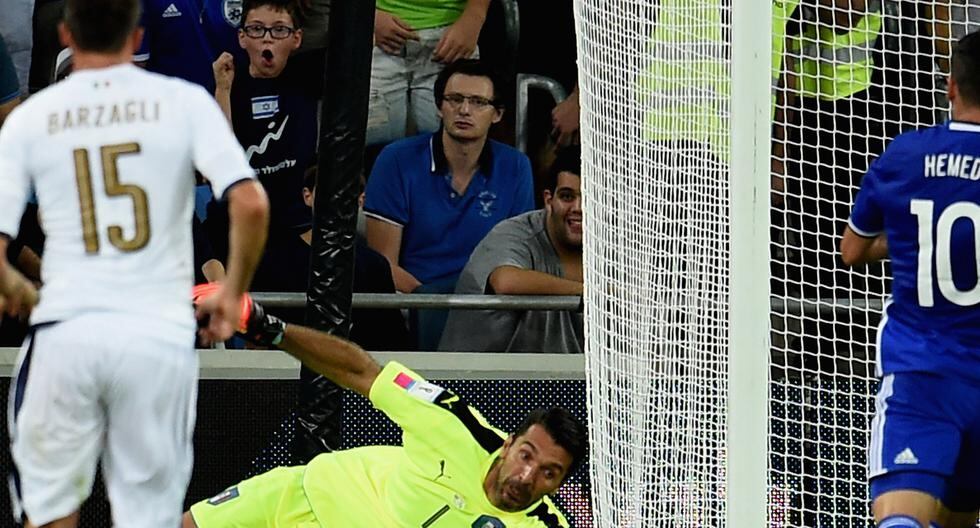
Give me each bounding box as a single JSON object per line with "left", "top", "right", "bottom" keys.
{"left": 0, "top": 0, "right": 584, "bottom": 354}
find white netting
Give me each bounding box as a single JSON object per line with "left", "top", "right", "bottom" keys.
{"left": 579, "top": 0, "right": 964, "bottom": 526}
{"left": 577, "top": 0, "right": 731, "bottom": 526}
{"left": 770, "top": 2, "right": 956, "bottom": 525}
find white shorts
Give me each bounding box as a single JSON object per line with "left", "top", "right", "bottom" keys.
{"left": 7, "top": 313, "right": 198, "bottom": 527}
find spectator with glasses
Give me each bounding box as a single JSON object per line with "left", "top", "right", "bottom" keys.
{"left": 365, "top": 58, "right": 534, "bottom": 349}
{"left": 207, "top": 0, "right": 321, "bottom": 276}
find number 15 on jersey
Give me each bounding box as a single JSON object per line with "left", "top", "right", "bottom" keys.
{"left": 73, "top": 142, "right": 150, "bottom": 254}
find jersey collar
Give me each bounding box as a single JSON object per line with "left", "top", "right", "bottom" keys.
{"left": 430, "top": 129, "right": 495, "bottom": 176}
{"left": 948, "top": 120, "right": 980, "bottom": 133}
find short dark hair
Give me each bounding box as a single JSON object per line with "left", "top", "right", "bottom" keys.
{"left": 953, "top": 31, "right": 980, "bottom": 107}
{"left": 241, "top": 0, "right": 306, "bottom": 29}
{"left": 433, "top": 59, "right": 505, "bottom": 110}
{"left": 303, "top": 165, "right": 317, "bottom": 192}
{"left": 64, "top": 0, "right": 141, "bottom": 53}
{"left": 513, "top": 407, "right": 588, "bottom": 478}
{"left": 543, "top": 146, "right": 582, "bottom": 194}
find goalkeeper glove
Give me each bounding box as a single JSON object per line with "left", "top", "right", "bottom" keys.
{"left": 192, "top": 283, "right": 286, "bottom": 347}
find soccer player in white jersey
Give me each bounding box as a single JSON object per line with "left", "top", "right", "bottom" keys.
{"left": 0, "top": 0, "right": 270, "bottom": 525}
{"left": 842, "top": 32, "right": 980, "bottom": 528}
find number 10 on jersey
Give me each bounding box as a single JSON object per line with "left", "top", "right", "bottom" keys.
{"left": 911, "top": 198, "right": 980, "bottom": 307}
{"left": 73, "top": 143, "right": 150, "bottom": 254}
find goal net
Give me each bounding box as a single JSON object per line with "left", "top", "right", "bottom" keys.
{"left": 577, "top": 0, "right": 960, "bottom": 525}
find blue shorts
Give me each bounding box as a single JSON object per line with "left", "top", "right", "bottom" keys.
{"left": 869, "top": 372, "right": 980, "bottom": 512}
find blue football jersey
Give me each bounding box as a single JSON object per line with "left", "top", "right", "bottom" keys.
{"left": 849, "top": 120, "right": 980, "bottom": 381}
{"left": 136, "top": 0, "right": 245, "bottom": 92}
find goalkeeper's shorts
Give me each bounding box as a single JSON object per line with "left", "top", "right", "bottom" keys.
{"left": 190, "top": 465, "right": 320, "bottom": 527}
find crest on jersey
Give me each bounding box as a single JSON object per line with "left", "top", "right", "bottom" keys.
{"left": 207, "top": 486, "right": 239, "bottom": 505}
{"left": 223, "top": 0, "right": 243, "bottom": 27}
{"left": 471, "top": 515, "right": 504, "bottom": 528}
{"left": 394, "top": 372, "right": 443, "bottom": 403}
{"left": 477, "top": 190, "right": 498, "bottom": 218}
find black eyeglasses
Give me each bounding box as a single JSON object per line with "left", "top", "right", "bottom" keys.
{"left": 442, "top": 93, "right": 496, "bottom": 110}
{"left": 242, "top": 24, "right": 297, "bottom": 39}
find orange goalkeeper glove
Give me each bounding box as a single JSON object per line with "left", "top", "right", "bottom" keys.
{"left": 191, "top": 283, "right": 285, "bottom": 346}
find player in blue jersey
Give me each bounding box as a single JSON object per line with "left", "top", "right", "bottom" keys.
{"left": 842, "top": 31, "right": 980, "bottom": 528}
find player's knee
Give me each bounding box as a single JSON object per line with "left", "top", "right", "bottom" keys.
{"left": 877, "top": 515, "right": 926, "bottom": 528}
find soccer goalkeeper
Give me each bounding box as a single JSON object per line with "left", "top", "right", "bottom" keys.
{"left": 184, "top": 286, "right": 585, "bottom": 528}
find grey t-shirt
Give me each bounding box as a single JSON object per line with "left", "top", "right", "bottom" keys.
{"left": 438, "top": 210, "right": 584, "bottom": 353}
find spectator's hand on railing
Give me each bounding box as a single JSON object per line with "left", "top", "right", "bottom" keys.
{"left": 432, "top": 11, "right": 482, "bottom": 64}
{"left": 375, "top": 10, "right": 418, "bottom": 56}
{"left": 394, "top": 270, "right": 422, "bottom": 294}
{"left": 551, "top": 88, "right": 581, "bottom": 147}
{"left": 213, "top": 52, "right": 235, "bottom": 93}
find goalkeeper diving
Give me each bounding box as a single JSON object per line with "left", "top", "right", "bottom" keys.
{"left": 184, "top": 285, "right": 586, "bottom": 528}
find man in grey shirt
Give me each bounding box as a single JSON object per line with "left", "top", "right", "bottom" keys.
{"left": 439, "top": 147, "right": 584, "bottom": 353}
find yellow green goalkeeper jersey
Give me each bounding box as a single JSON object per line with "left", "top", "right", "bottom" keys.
{"left": 302, "top": 361, "right": 569, "bottom": 528}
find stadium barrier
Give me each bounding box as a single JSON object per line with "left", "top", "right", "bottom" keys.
{"left": 0, "top": 348, "right": 589, "bottom": 525}
{"left": 0, "top": 292, "right": 877, "bottom": 526}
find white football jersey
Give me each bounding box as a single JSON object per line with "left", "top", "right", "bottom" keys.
{"left": 0, "top": 64, "right": 254, "bottom": 330}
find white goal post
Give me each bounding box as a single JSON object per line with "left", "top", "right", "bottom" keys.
{"left": 577, "top": 0, "right": 959, "bottom": 526}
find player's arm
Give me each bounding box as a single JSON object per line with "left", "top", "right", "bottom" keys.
{"left": 279, "top": 324, "right": 381, "bottom": 398}
{"left": 0, "top": 236, "right": 38, "bottom": 317}
{"left": 840, "top": 227, "right": 888, "bottom": 267}
{"left": 489, "top": 266, "right": 583, "bottom": 295}
{"left": 223, "top": 181, "right": 268, "bottom": 297}
{"left": 195, "top": 181, "right": 268, "bottom": 342}
{"left": 842, "top": 144, "right": 889, "bottom": 267}
{"left": 0, "top": 109, "right": 38, "bottom": 317}
{"left": 187, "top": 84, "right": 267, "bottom": 340}
{"left": 192, "top": 286, "right": 382, "bottom": 397}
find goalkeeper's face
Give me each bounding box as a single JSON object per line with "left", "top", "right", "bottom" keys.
{"left": 485, "top": 425, "right": 573, "bottom": 511}
{"left": 544, "top": 171, "right": 583, "bottom": 250}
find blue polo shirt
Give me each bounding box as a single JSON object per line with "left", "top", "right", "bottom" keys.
{"left": 364, "top": 132, "right": 535, "bottom": 286}
{"left": 136, "top": 0, "right": 245, "bottom": 92}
